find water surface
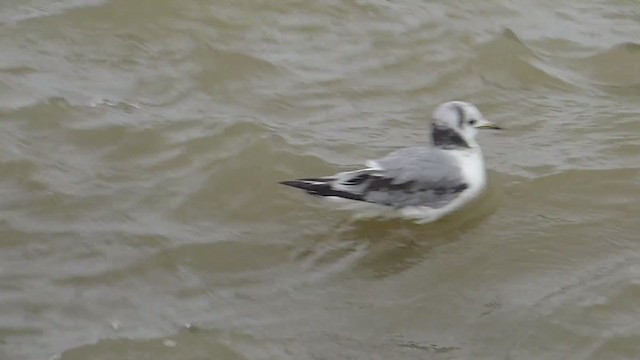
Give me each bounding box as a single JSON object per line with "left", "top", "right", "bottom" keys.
{"left": 1, "top": 1, "right": 640, "bottom": 359}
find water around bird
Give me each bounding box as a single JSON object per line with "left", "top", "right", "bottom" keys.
{"left": 1, "top": 1, "right": 640, "bottom": 359}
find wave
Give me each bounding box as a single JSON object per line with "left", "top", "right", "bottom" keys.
{"left": 471, "top": 28, "right": 582, "bottom": 91}
{"left": 570, "top": 42, "right": 640, "bottom": 87}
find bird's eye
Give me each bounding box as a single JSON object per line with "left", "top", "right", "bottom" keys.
{"left": 468, "top": 119, "right": 477, "bottom": 126}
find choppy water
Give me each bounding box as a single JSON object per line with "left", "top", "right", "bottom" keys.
{"left": 1, "top": 1, "right": 640, "bottom": 359}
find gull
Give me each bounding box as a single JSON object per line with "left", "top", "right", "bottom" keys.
{"left": 279, "top": 101, "right": 502, "bottom": 223}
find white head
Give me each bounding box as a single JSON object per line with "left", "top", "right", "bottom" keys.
{"left": 430, "top": 101, "right": 501, "bottom": 149}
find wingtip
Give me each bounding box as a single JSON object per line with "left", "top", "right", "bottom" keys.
{"left": 278, "top": 179, "right": 324, "bottom": 193}
{"left": 279, "top": 180, "right": 309, "bottom": 189}
{"left": 279, "top": 177, "right": 331, "bottom": 186}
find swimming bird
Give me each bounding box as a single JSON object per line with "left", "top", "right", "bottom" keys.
{"left": 279, "top": 101, "right": 502, "bottom": 223}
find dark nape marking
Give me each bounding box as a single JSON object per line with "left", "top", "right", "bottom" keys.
{"left": 454, "top": 104, "right": 465, "bottom": 128}
{"left": 431, "top": 125, "right": 470, "bottom": 149}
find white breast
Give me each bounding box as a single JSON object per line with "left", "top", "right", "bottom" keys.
{"left": 399, "top": 148, "right": 487, "bottom": 223}
{"left": 455, "top": 148, "right": 487, "bottom": 196}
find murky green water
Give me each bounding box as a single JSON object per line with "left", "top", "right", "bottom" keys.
{"left": 1, "top": 1, "right": 640, "bottom": 359}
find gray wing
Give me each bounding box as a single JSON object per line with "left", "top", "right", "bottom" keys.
{"left": 358, "top": 147, "right": 468, "bottom": 208}
{"left": 279, "top": 146, "right": 468, "bottom": 209}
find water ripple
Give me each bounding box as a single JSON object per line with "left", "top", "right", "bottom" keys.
{"left": 2, "top": 1, "right": 640, "bottom": 359}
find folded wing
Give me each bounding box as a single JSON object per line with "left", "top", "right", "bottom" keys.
{"left": 280, "top": 147, "right": 468, "bottom": 209}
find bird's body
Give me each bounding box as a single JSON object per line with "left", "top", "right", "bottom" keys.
{"left": 279, "top": 101, "right": 501, "bottom": 224}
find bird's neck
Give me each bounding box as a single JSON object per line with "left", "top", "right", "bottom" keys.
{"left": 431, "top": 126, "right": 474, "bottom": 150}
